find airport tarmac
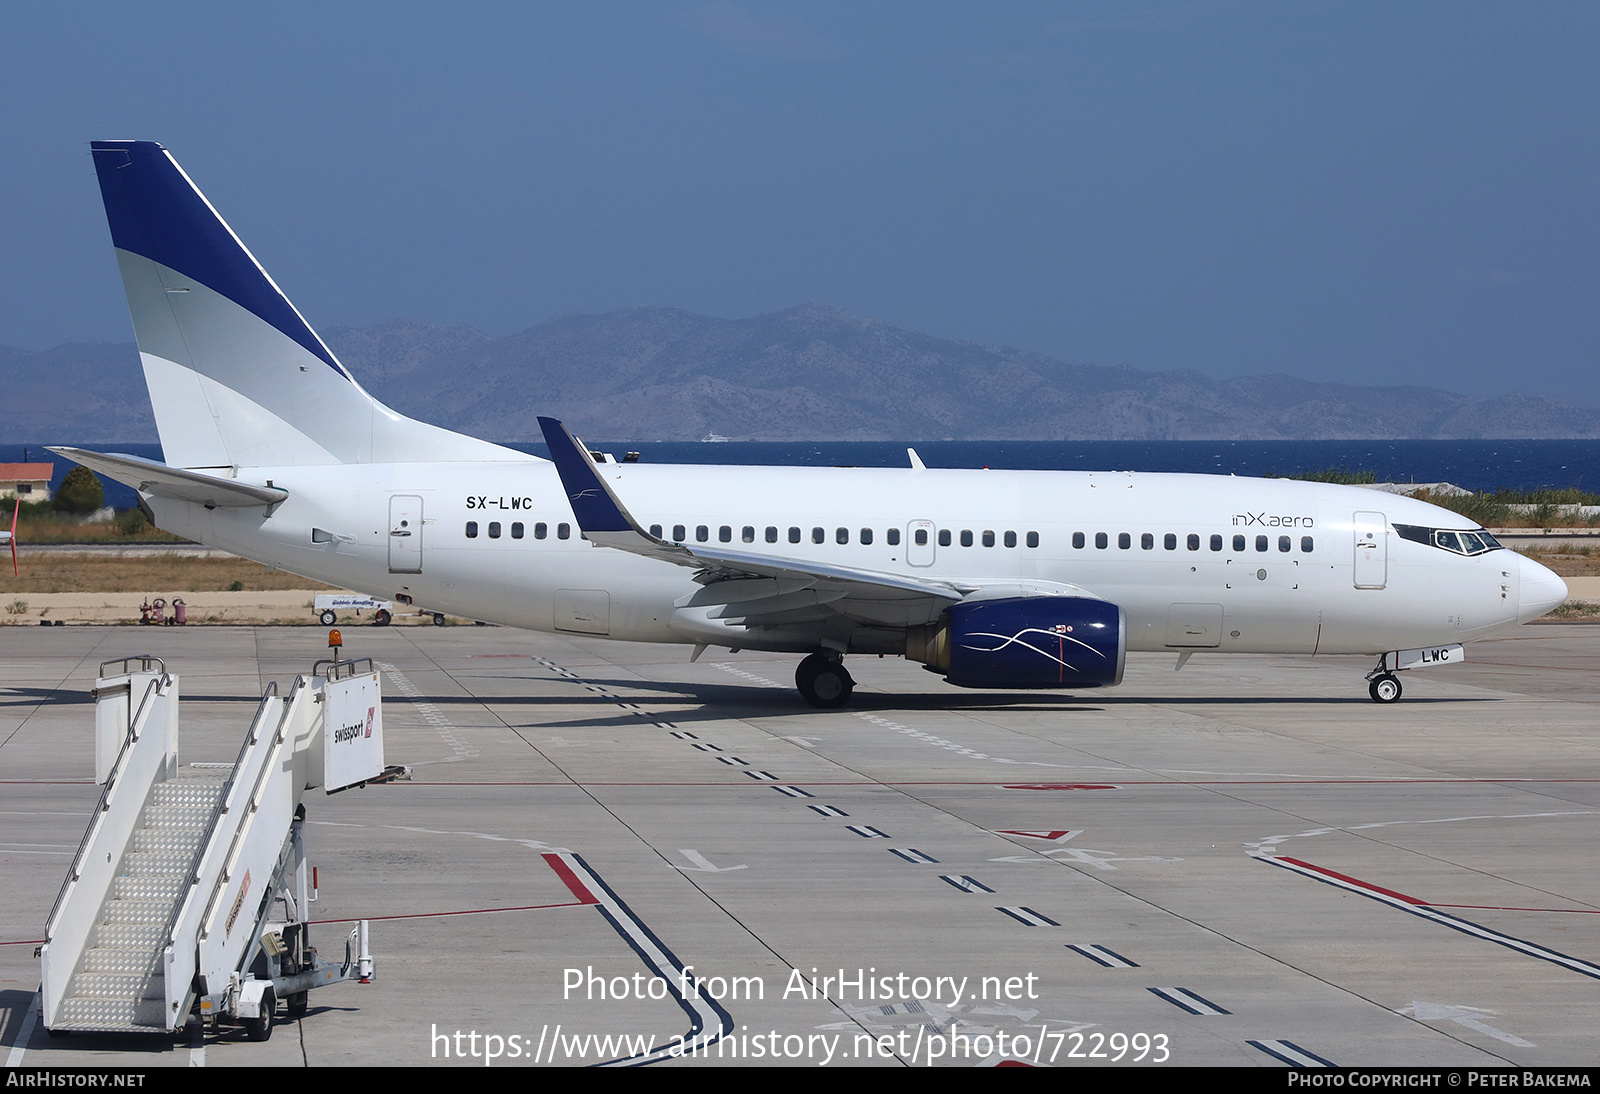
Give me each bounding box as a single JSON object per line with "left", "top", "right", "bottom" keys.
{"left": 2, "top": 623, "right": 1597, "bottom": 1068}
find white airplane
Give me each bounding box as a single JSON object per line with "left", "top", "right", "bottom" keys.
{"left": 56, "top": 141, "right": 1568, "bottom": 707}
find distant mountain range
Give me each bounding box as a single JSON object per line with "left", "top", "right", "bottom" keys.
{"left": 6, "top": 304, "right": 1600, "bottom": 443}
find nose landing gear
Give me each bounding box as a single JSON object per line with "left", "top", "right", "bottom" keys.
{"left": 1368, "top": 673, "right": 1403, "bottom": 703}
{"left": 1366, "top": 654, "right": 1403, "bottom": 703}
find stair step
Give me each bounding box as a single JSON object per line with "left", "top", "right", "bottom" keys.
{"left": 89, "top": 923, "right": 163, "bottom": 950}
{"left": 122, "top": 850, "right": 192, "bottom": 875}
{"left": 130, "top": 829, "right": 207, "bottom": 853}
{"left": 80, "top": 947, "right": 160, "bottom": 975}
{"left": 69, "top": 972, "right": 160, "bottom": 1001}
{"left": 55, "top": 996, "right": 167, "bottom": 1031}
{"left": 112, "top": 875, "right": 187, "bottom": 902}
{"left": 101, "top": 898, "right": 170, "bottom": 925}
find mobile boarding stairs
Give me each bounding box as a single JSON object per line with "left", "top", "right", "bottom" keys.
{"left": 39, "top": 651, "right": 394, "bottom": 1041}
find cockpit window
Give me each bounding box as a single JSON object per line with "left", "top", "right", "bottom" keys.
{"left": 1393, "top": 523, "right": 1501, "bottom": 556}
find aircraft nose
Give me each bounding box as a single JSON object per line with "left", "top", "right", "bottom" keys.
{"left": 1515, "top": 551, "right": 1568, "bottom": 623}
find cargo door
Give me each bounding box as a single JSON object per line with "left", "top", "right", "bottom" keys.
{"left": 388, "top": 495, "right": 423, "bottom": 574}
{"left": 555, "top": 590, "right": 610, "bottom": 635}
{"left": 1165, "top": 603, "right": 1224, "bottom": 647}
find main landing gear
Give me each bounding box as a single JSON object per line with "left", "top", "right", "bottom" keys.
{"left": 796, "top": 652, "right": 854, "bottom": 708}
{"left": 1366, "top": 654, "right": 1403, "bottom": 704}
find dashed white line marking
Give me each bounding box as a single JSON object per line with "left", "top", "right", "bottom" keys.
{"left": 1249, "top": 1039, "right": 1334, "bottom": 1067}
{"left": 996, "top": 906, "right": 1059, "bottom": 927}
{"left": 1067, "top": 944, "right": 1138, "bottom": 968}
{"left": 711, "top": 663, "right": 784, "bottom": 688}
{"left": 809, "top": 805, "right": 848, "bottom": 817}
{"left": 1149, "top": 986, "right": 1229, "bottom": 1015}
{"left": 377, "top": 662, "right": 478, "bottom": 763}
{"left": 939, "top": 875, "right": 994, "bottom": 894}
{"left": 888, "top": 848, "right": 939, "bottom": 864}
{"left": 848, "top": 825, "right": 890, "bottom": 838}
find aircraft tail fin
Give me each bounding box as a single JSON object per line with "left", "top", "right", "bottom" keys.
{"left": 90, "top": 141, "right": 526, "bottom": 469}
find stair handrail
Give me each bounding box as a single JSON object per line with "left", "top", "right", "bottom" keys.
{"left": 98, "top": 654, "right": 165, "bottom": 678}
{"left": 197, "top": 678, "right": 302, "bottom": 940}
{"left": 44, "top": 673, "right": 167, "bottom": 939}
{"left": 161, "top": 681, "right": 279, "bottom": 950}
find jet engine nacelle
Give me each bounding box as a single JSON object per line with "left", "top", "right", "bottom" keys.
{"left": 906, "top": 596, "right": 1127, "bottom": 690}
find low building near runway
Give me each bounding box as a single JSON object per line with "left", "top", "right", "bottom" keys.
{"left": 0, "top": 462, "right": 54, "bottom": 501}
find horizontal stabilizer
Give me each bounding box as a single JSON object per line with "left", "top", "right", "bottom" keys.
{"left": 48, "top": 448, "right": 287, "bottom": 508}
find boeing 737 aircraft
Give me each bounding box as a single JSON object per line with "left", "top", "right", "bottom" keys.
{"left": 56, "top": 141, "right": 1568, "bottom": 707}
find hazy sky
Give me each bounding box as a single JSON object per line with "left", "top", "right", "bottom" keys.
{"left": 5, "top": 2, "right": 1600, "bottom": 406}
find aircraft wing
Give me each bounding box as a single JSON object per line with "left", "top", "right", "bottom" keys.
{"left": 537, "top": 418, "right": 980, "bottom": 627}
{"left": 48, "top": 447, "right": 288, "bottom": 508}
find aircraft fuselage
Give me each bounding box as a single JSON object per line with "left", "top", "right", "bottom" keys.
{"left": 148, "top": 460, "right": 1542, "bottom": 660}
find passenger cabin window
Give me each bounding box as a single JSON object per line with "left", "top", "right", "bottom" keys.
{"left": 1187, "top": 534, "right": 1200, "bottom": 551}
{"left": 1115, "top": 532, "right": 1128, "bottom": 549}
{"left": 1004, "top": 531, "right": 1016, "bottom": 548}
{"left": 512, "top": 522, "right": 524, "bottom": 539}
{"left": 1141, "top": 533, "right": 1154, "bottom": 550}
{"left": 649, "top": 524, "right": 662, "bottom": 538}
{"left": 1210, "top": 534, "right": 1222, "bottom": 551}
{"left": 1072, "top": 532, "right": 1085, "bottom": 549}
{"left": 1164, "top": 533, "right": 1177, "bottom": 550}
{"left": 887, "top": 529, "right": 901, "bottom": 546}
{"left": 861, "top": 528, "right": 874, "bottom": 545}
{"left": 466, "top": 521, "right": 479, "bottom": 538}
{"left": 558, "top": 523, "right": 571, "bottom": 540}
{"left": 915, "top": 529, "right": 928, "bottom": 546}
{"left": 939, "top": 530, "right": 952, "bottom": 547}
{"left": 536, "top": 522, "right": 548, "bottom": 540}
{"left": 672, "top": 524, "right": 685, "bottom": 542}
{"left": 837, "top": 527, "right": 849, "bottom": 544}
{"left": 696, "top": 525, "right": 709, "bottom": 542}
{"left": 766, "top": 526, "right": 778, "bottom": 543}
{"left": 488, "top": 522, "right": 501, "bottom": 539}
{"left": 743, "top": 526, "right": 755, "bottom": 543}
{"left": 812, "top": 527, "right": 825, "bottom": 544}
{"left": 1026, "top": 531, "right": 1039, "bottom": 548}
{"left": 1278, "top": 535, "right": 1291, "bottom": 552}
{"left": 1301, "top": 536, "right": 1314, "bottom": 552}
{"left": 719, "top": 525, "right": 732, "bottom": 543}
{"left": 1255, "top": 535, "right": 1268, "bottom": 552}
{"left": 960, "top": 530, "right": 973, "bottom": 547}
{"left": 1095, "top": 532, "right": 1108, "bottom": 549}
{"left": 789, "top": 527, "right": 801, "bottom": 543}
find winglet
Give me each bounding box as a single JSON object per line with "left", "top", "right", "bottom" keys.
{"left": 537, "top": 417, "right": 657, "bottom": 540}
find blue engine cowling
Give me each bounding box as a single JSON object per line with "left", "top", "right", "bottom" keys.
{"left": 908, "top": 596, "right": 1127, "bottom": 690}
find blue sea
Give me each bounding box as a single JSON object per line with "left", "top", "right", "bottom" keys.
{"left": 6, "top": 439, "right": 1599, "bottom": 512}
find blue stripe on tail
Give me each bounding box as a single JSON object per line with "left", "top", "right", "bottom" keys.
{"left": 90, "top": 140, "right": 343, "bottom": 375}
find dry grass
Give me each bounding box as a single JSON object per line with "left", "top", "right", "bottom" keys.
{"left": 12, "top": 507, "right": 187, "bottom": 544}
{"left": 0, "top": 554, "right": 336, "bottom": 595}
{"left": 1512, "top": 545, "right": 1600, "bottom": 578}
